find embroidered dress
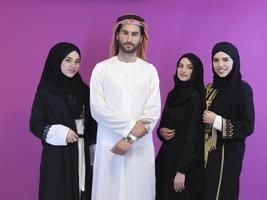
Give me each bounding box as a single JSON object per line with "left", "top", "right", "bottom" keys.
{"left": 203, "top": 82, "right": 254, "bottom": 200}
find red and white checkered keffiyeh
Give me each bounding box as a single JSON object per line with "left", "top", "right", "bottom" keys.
{"left": 109, "top": 18, "right": 149, "bottom": 60}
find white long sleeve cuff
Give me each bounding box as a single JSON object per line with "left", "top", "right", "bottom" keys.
{"left": 213, "top": 115, "right": 222, "bottom": 131}
{"left": 45, "top": 124, "right": 69, "bottom": 146}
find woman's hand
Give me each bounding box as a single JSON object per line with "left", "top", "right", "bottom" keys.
{"left": 203, "top": 110, "right": 216, "bottom": 124}
{"left": 159, "top": 128, "right": 175, "bottom": 140}
{"left": 66, "top": 129, "right": 79, "bottom": 143}
{"left": 173, "top": 171, "right": 185, "bottom": 192}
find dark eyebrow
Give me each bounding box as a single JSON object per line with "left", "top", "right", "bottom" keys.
{"left": 65, "top": 56, "right": 80, "bottom": 60}
{"left": 213, "top": 56, "right": 231, "bottom": 59}
{"left": 120, "top": 29, "right": 140, "bottom": 34}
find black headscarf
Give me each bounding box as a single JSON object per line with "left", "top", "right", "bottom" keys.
{"left": 38, "top": 42, "right": 82, "bottom": 95}
{"left": 168, "top": 53, "right": 205, "bottom": 112}
{"left": 210, "top": 42, "right": 243, "bottom": 115}
{"left": 212, "top": 41, "right": 242, "bottom": 90}
{"left": 116, "top": 14, "right": 145, "bottom": 22}
{"left": 38, "top": 42, "right": 84, "bottom": 118}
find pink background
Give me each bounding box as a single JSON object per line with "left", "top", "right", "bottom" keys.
{"left": 1, "top": 0, "right": 266, "bottom": 199}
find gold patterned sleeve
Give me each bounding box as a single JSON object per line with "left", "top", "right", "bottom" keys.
{"left": 221, "top": 82, "right": 255, "bottom": 140}
{"left": 222, "top": 118, "right": 234, "bottom": 139}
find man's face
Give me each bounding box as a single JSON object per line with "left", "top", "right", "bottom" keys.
{"left": 116, "top": 24, "right": 143, "bottom": 54}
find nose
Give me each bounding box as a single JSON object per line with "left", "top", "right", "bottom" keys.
{"left": 181, "top": 67, "right": 187, "bottom": 73}
{"left": 71, "top": 61, "right": 77, "bottom": 68}
{"left": 127, "top": 35, "right": 133, "bottom": 42}
{"left": 218, "top": 60, "right": 224, "bottom": 67}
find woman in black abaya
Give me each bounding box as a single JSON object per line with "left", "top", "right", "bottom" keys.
{"left": 202, "top": 42, "right": 255, "bottom": 200}
{"left": 156, "top": 53, "right": 205, "bottom": 200}
{"left": 30, "top": 42, "right": 97, "bottom": 200}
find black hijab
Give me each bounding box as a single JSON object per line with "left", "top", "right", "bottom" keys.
{"left": 168, "top": 53, "right": 205, "bottom": 112}
{"left": 212, "top": 41, "right": 242, "bottom": 90}
{"left": 38, "top": 42, "right": 82, "bottom": 95}
{"left": 38, "top": 42, "right": 84, "bottom": 118}
{"left": 210, "top": 42, "right": 243, "bottom": 115}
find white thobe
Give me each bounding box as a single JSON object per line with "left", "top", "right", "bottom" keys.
{"left": 90, "top": 56, "right": 161, "bottom": 200}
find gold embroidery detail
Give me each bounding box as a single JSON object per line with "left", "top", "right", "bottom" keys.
{"left": 204, "top": 128, "right": 217, "bottom": 168}
{"left": 216, "top": 145, "right": 225, "bottom": 200}
{"left": 205, "top": 84, "right": 218, "bottom": 109}
{"left": 222, "top": 119, "right": 234, "bottom": 139}
{"left": 204, "top": 84, "right": 219, "bottom": 168}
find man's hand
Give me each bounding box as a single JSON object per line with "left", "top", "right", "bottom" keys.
{"left": 173, "top": 171, "right": 185, "bottom": 192}
{"left": 159, "top": 127, "right": 175, "bottom": 140}
{"left": 111, "top": 138, "right": 132, "bottom": 155}
{"left": 66, "top": 129, "right": 79, "bottom": 143}
{"left": 131, "top": 119, "right": 151, "bottom": 138}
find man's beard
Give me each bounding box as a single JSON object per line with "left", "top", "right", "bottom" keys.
{"left": 118, "top": 41, "right": 140, "bottom": 54}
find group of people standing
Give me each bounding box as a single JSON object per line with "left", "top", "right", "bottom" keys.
{"left": 30, "top": 14, "right": 255, "bottom": 200}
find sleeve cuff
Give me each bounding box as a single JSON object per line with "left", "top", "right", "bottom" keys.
{"left": 177, "top": 167, "right": 186, "bottom": 174}
{"left": 123, "top": 120, "right": 136, "bottom": 138}
{"left": 45, "top": 124, "right": 69, "bottom": 146}
{"left": 222, "top": 119, "right": 234, "bottom": 139}
{"left": 213, "top": 115, "right": 222, "bottom": 131}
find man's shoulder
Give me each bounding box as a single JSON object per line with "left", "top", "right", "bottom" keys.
{"left": 93, "top": 57, "right": 117, "bottom": 73}
{"left": 138, "top": 57, "right": 152, "bottom": 65}
{"left": 95, "top": 57, "right": 115, "bottom": 66}
{"left": 137, "top": 58, "right": 156, "bottom": 70}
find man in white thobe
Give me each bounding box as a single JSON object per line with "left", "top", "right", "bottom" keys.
{"left": 90, "top": 14, "right": 161, "bottom": 200}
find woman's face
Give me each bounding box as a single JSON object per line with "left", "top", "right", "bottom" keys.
{"left": 177, "top": 57, "right": 193, "bottom": 81}
{"left": 60, "top": 51, "right": 80, "bottom": 78}
{"left": 213, "top": 51, "right": 233, "bottom": 78}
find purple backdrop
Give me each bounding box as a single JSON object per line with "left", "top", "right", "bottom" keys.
{"left": 1, "top": 0, "right": 266, "bottom": 199}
